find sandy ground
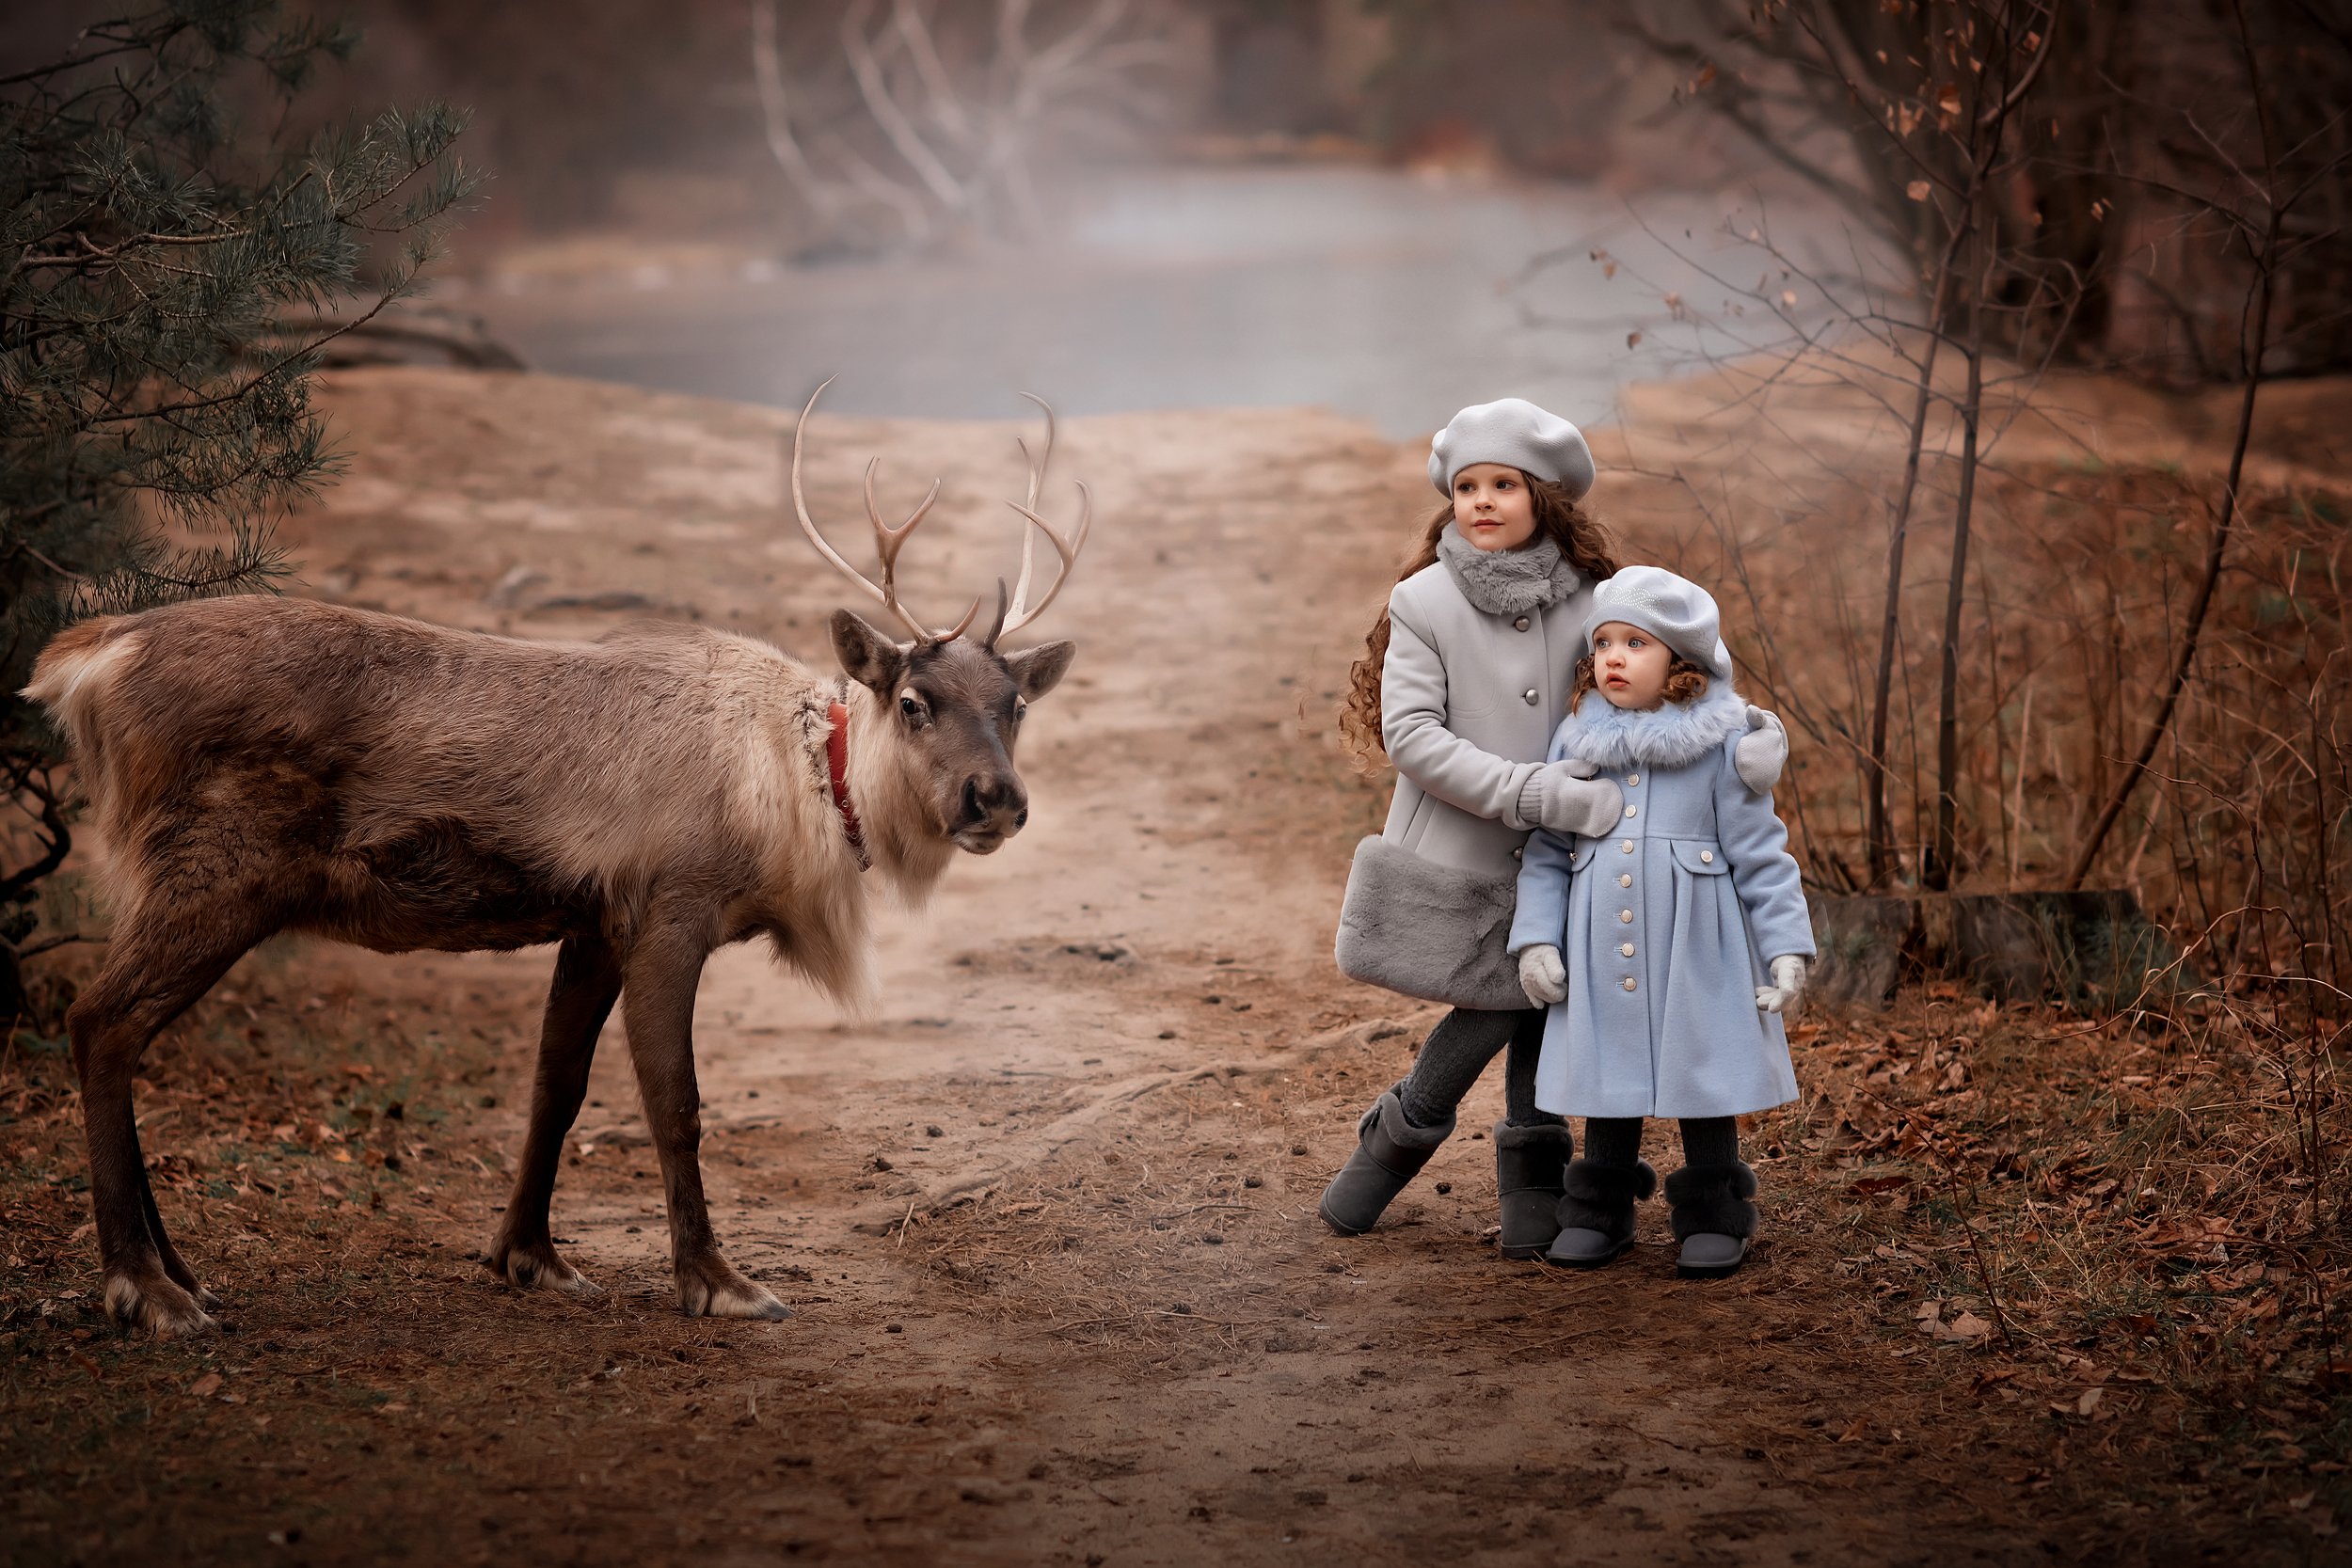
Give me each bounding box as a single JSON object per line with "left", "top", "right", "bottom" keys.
{"left": 1, "top": 368, "right": 2325, "bottom": 1566}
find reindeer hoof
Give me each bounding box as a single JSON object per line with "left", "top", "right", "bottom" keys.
{"left": 105, "top": 1272, "right": 218, "bottom": 1339}
{"left": 485, "top": 1237, "right": 600, "bottom": 1297}
{"left": 675, "top": 1258, "right": 791, "bottom": 1322}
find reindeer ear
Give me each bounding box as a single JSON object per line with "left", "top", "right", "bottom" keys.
{"left": 832, "top": 609, "right": 907, "bottom": 694}
{"left": 1002, "top": 640, "right": 1076, "bottom": 702}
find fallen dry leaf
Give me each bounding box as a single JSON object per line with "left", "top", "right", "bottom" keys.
{"left": 1942, "top": 1311, "right": 1993, "bottom": 1342}
{"left": 190, "top": 1371, "right": 222, "bottom": 1398}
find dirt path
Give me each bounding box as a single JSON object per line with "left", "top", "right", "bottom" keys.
{"left": 0, "top": 369, "right": 2260, "bottom": 1565}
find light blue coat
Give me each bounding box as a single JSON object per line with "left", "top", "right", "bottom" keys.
{"left": 1506, "top": 681, "right": 1815, "bottom": 1119}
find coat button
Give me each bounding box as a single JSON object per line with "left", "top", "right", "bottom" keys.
{"left": 1511, "top": 847, "right": 1523, "bottom": 862}
{"left": 1700, "top": 849, "right": 1715, "bottom": 863}
{"left": 1619, "top": 909, "right": 1634, "bottom": 925}
{"left": 1617, "top": 873, "right": 1632, "bottom": 887}
{"left": 1513, "top": 616, "right": 1530, "bottom": 631}
{"left": 1628, "top": 773, "right": 1640, "bottom": 785}
{"left": 1622, "top": 976, "right": 1638, "bottom": 991}
{"left": 1624, "top": 804, "right": 1637, "bottom": 817}
{"left": 1620, "top": 942, "right": 1635, "bottom": 958}
{"left": 1619, "top": 839, "right": 1634, "bottom": 853}
{"left": 1522, "top": 688, "right": 1538, "bottom": 704}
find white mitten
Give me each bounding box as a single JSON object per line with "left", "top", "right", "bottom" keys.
{"left": 1518, "top": 944, "right": 1567, "bottom": 1006}
{"left": 1518, "top": 761, "right": 1624, "bottom": 838}
{"left": 1734, "top": 705, "right": 1788, "bottom": 795}
{"left": 1754, "top": 954, "right": 1808, "bottom": 1018}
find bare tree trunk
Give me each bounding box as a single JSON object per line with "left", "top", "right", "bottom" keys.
{"left": 1866, "top": 234, "right": 1965, "bottom": 888}
{"left": 1925, "top": 221, "right": 1990, "bottom": 893}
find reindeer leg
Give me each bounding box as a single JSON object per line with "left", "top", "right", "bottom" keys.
{"left": 138, "top": 1167, "right": 219, "bottom": 1309}
{"left": 71, "top": 903, "right": 275, "bottom": 1338}
{"left": 486, "top": 933, "right": 621, "bottom": 1297}
{"left": 618, "top": 924, "right": 788, "bottom": 1322}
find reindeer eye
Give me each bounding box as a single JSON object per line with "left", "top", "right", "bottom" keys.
{"left": 1013, "top": 698, "right": 1027, "bottom": 723}
{"left": 898, "top": 692, "right": 924, "bottom": 721}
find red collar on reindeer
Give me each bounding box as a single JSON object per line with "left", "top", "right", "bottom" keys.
{"left": 826, "top": 702, "right": 869, "bottom": 872}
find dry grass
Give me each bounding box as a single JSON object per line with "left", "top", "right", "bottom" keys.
{"left": 1768, "top": 991, "right": 2350, "bottom": 1508}
{"left": 1687, "top": 456, "right": 2343, "bottom": 916}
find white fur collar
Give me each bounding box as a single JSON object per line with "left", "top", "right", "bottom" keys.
{"left": 1557, "top": 681, "right": 1745, "bottom": 770}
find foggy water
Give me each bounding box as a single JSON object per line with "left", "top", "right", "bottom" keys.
{"left": 459, "top": 165, "right": 1868, "bottom": 440}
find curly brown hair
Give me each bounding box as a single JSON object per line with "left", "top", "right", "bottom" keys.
{"left": 1339, "top": 475, "right": 1620, "bottom": 769}
{"left": 1567, "top": 652, "right": 1711, "bottom": 712}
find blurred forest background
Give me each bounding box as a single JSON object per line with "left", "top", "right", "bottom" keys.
{"left": 13, "top": 0, "right": 2341, "bottom": 366}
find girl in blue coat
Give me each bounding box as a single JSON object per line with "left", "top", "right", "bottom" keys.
{"left": 1507, "top": 566, "right": 1814, "bottom": 1279}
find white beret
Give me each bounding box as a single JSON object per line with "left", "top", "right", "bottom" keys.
{"left": 1427, "top": 397, "right": 1596, "bottom": 499}
{"left": 1583, "top": 564, "right": 1733, "bottom": 682}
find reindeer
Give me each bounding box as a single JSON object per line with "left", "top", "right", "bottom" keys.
{"left": 22, "top": 382, "right": 1089, "bottom": 1338}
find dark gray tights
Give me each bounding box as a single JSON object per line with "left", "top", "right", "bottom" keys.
{"left": 1584, "top": 1115, "right": 1740, "bottom": 1169}
{"left": 1397, "top": 1007, "right": 1564, "bottom": 1130}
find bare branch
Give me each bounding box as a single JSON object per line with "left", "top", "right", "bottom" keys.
{"left": 842, "top": 0, "right": 969, "bottom": 213}
{"left": 750, "top": 0, "right": 849, "bottom": 219}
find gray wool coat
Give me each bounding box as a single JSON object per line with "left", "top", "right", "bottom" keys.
{"left": 1506, "top": 681, "right": 1816, "bottom": 1119}
{"left": 1334, "top": 531, "right": 1603, "bottom": 1011}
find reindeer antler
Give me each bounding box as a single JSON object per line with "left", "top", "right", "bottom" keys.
{"left": 789, "top": 377, "right": 980, "bottom": 641}
{"left": 990, "top": 391, "right": 1092, "bottom": 646}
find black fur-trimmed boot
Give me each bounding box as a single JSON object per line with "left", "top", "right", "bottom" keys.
{"left": 1544, "top": 1158, "right": 1657, "bottom": 1268}
{"left": 1492, "top": 1120, "right": 1573, "bottom": 1259}
{"left": 1664, "top": 1161, "right": 1760, "bottom": 1279}
{"left": 1318, "top": 1085, "right": 1454, "bottom": 1236}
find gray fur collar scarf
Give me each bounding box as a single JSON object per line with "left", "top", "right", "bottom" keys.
{"left": 1559, "top": 680, "right": 1746, "bottom": 770}
{"left": 1437, "top": 529, "right": 1581, "bottom": 617}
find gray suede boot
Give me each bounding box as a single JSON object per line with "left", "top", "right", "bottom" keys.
{"left": 1544, "top": 1157, "right": 1657, "bottom": 1267}
{"left": 1493, "top": 1120, "right": 1573, "bottom": 1259}
{"left": 1318, "top": 1085, "right": 1454, "bottom": 1236}
{"left": 1664, "top": 1161, "right": 1760, "bottom": 1279}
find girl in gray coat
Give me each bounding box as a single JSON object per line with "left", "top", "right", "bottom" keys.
{"left": 1320, "top": 401, "right": 1788, "bottom": 1258}
{"left": 1508, "top": 566, "right": 1815, "bottom": 1279}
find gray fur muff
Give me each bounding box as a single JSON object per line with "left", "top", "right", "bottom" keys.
{"left": 1336, "top": 835, "right": 1530, "bottom": 1011}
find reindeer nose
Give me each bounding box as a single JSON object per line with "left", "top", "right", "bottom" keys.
{"left": 961, "top": 775, "right": 1025, "bottom": 832}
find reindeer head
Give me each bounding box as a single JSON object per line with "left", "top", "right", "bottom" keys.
{"left": 791, "top": 380, "right": 1087, "bottom": 854}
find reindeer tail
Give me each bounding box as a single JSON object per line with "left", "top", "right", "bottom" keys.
{"left": 22, "top": 617, "right": 143, "bottom": 814}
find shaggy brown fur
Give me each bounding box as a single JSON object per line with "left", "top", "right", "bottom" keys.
{"left": 24, "top": 594, "right": 1074, "bottom": 1337}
